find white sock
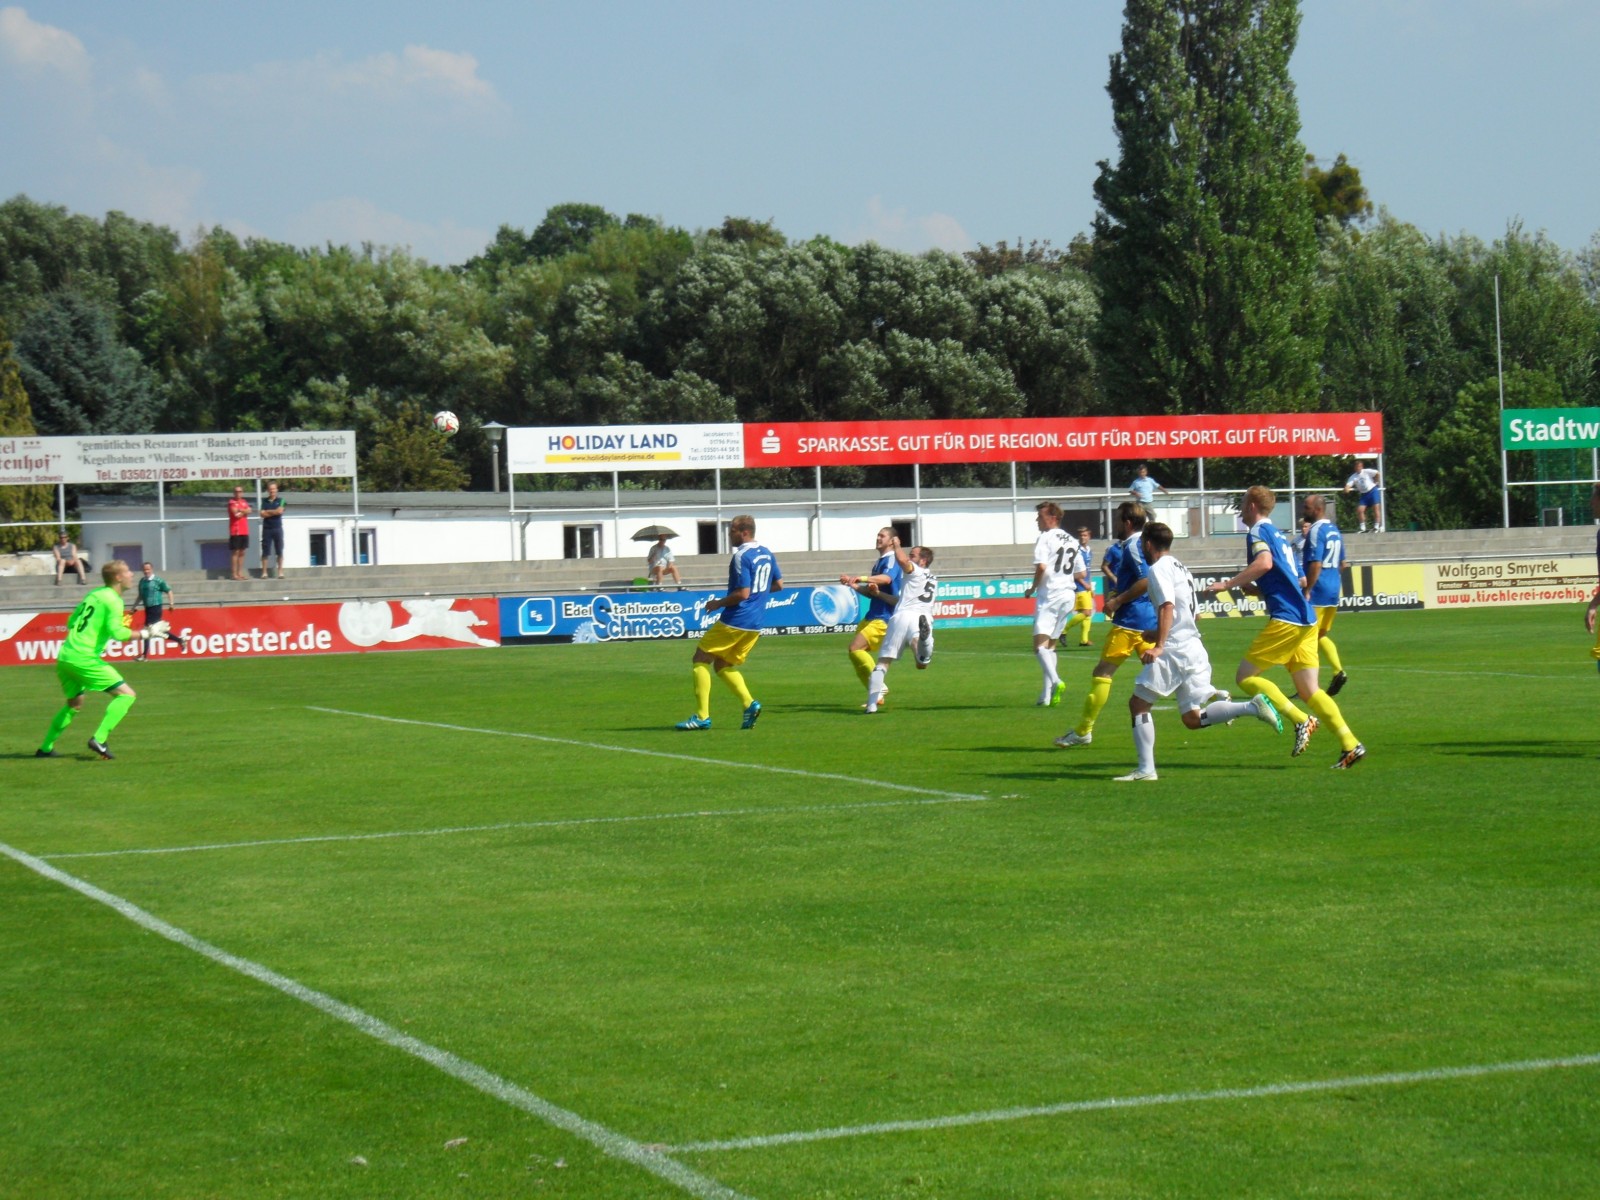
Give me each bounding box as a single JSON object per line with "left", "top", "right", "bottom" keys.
{"left": 1132, "top": 711, "right": 1156, "bottom": 774}
{"left": 1200, "top": 699, "right": 1255, "bottom": 726}
{"left": 867, "top": 665, "right": 888, "bottom": 711}
{"left": 1037, "top": 646, "right": 1058, "bottom": 689}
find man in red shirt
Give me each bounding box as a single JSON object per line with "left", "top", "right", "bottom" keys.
{"left": 227, "top": 486, "right": 252, "bottom": 581}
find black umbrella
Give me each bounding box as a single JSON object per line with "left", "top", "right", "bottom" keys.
{"left": 631, "top": 525, "right": 679, "bottom": 541}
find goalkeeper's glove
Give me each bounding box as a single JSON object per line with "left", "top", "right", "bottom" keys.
{"left": 140, "top": 620, "right": 171, "bottom": 640}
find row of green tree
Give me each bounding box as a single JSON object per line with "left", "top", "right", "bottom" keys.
{"left": 2, "top": 0, "right": 1597, "bottom": 548}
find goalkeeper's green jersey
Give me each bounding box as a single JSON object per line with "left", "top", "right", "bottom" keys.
{"left": 59, "top": 585, "right": 134, "bottom": 670}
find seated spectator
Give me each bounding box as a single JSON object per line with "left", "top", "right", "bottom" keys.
{"left": 53, "top": 532, "right": 87, "bottom": 586}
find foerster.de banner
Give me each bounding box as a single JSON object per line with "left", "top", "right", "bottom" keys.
{"left": 742, "top": 413, "right": 1383, "bottom": 467}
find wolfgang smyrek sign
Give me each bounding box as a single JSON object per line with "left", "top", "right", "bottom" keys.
{"left": 0, "top": 431, "right": 357, "bottom": 487}
{"left": 744, "top": 413, "right": 1383, "bottom": 467}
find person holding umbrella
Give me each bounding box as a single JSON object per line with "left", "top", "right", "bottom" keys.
{"left": 636, "top": 525, "right": 683, "bottom": 588}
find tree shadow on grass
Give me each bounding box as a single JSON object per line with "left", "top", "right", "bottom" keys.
{"left": 1430, "top": 740, "right": 1596, "bottom": 759}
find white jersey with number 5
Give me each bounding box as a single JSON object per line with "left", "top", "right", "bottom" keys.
{"left": 897, "top": 563, "right": 938, "bottom": 619}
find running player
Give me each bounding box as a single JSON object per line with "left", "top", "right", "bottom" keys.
{"left": 861, "top": 540, "right": 938, "bottom": 713}
{"left": 36, "top": 559, "right": 166, "bottom": 759}
{"left": 1060, "top": 526, "right": 1097, "bottom": 649}
{"left": 675, "top": 515, "right": 782, "bottom": 731}
{"left": 1115, "top": 523, "right": 1282, "bottom": 781}
{"left": 841, "top": 527, "right": 902, "bottom": 704}
{"left": 1024, "top": 502, "right": 1085, "bottom": 706}
{"left": 1300, "top": 494, "right": 1350, "bottom": 695}
{"left": 1055, "top": 502, "right": 1156, "bottom": 747}
{"left": 1204, "top": 486, "right": 1366, "bottom": 769}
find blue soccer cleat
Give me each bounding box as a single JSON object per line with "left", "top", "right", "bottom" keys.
{"left": 675, "top": 715, "right": 711, "bottom": 731}
{"left": 740, "top": 701, "right": 763, "bottom": 730}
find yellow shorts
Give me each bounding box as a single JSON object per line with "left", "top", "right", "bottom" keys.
{"left": 1075, "top": 590, "right": 1095, "bottom": 613}
{"left": 697, "top": 622, "right": 761, "bottom": 667}
{"left": 1314, "top": 606, "right": 1338, "bottom": 636}
{"left": 854, "top": 618, "right": 887, "bottom": 655}
{"left": 1245, "top": 620, "right": 1319, "bottom": 672}
{"left": 1101, "top": 624, "right": 1154, "bottom": 664}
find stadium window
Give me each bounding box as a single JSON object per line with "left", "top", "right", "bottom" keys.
{"left": 563, "top": 524, "right": 602, "bottom": 559}
{"left": 891, "top": 519, "right": 916, "bottom": 546}
{"left": 697, "top": 520, "right": 724, "bottom": 555}
{"left": 308, "top": 530, "right": 335, "bottom": 567}
{"left": 111, "top": 543, "right": 141, "bottom": 567}
{"left": 356, "top": 528, "right": 377, "bottom": 565}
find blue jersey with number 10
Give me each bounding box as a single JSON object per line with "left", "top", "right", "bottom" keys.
{"left": 1248, "top": 519, "right": 1314, "bottom": 625}
{"left": 721, "top": 542, "right": 781, "bottom": 630}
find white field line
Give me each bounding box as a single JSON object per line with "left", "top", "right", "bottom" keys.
{"left": 42, "top": 794, "right": 993, "bottom": 861}
{"left": 0, "top": 839, "right": 753, "bottom": 1200}
{"left": 665, "top": 1053, "right": 1600, "bottom": 1154}
{"left": 308, "top": 707, "right": 987, "bottom": 801}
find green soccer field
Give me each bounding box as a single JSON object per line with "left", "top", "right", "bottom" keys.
{"left": 3, "top": 606, "right": 1598, "bottom": 1199}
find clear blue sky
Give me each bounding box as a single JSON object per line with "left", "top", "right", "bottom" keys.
{"left": 3, "top": 1, "right": 1595, "bottom": 265}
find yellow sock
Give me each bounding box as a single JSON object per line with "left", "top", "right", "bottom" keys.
{"left": 692, "top": 661, "right": 712, "bottom": 719}
{"left": 1064, "top": 611, "right": 1091, "bottom": 644}
{"left": 1076, "top": 675, "right": 1113, "bottom": 735}
{"left": 718, "top": 667, "right": 753, "bottom": 708}
{"left": 849, "top": 648, "right": 875, "bottom": 687}
{"left": 1306, "top": 689, "right": 1358, "bottom": 751}
{"left": 1241, "top": 675, "right": 1307, "bottom": 726}
{"left": 1320, "top": 636, "right": 1344, "bottom": 674}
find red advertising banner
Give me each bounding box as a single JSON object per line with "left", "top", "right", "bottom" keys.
{"left": 742, "top": 413, "right": 1383, "bottom": 467}
{"left": 0, "top": 597, "right": 500, "bottom": 667}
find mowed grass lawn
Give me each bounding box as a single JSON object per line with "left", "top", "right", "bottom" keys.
{"left": 2, "top": 605, "right": 1597, "bottom": 1199}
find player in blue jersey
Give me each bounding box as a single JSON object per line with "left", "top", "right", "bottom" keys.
{"left": 1204, "top": 486, "right": 1365, "bottom": 768}
{"left": 1300, "top": 494, "right": 1350, "bottom": 696}
{"left": 841, "top": 527, "right": 903, "bottom": 705}
{"left": 675, "top": 514, "right": 782, "bottom": 731}
{"left": 1060, "top": 526, "right": 1097, "bottom": 648}
{"left": 1055, "top": 502, "right": 1156, "bottom": 748}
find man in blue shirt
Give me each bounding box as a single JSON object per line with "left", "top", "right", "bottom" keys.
{"left": 1300, "top": 494, "right": 1350, "bottom": 696}
{"left": 1128, "top": 464, "right": 1169, "bottom": 505}
{"left": 676, "top": 514, "right": 782, "bottom": 731}
{"left": 841, "top": 527, "right": 903, "bottom": 705}
{"left": 1056, "top": 502, "right": 1158, "bottom": 748}
{"left": 1204, "top": 485, "right": 1365, "bottom": 769}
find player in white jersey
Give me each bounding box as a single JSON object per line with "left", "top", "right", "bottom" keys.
{"left": 1024, "top": 501, "right": 1087, "bottom": 706}
{"left": 1115, "top": 523, "right": 1282, "bottom": 781}
{"left": 860, "top": 541, "right": 938, "bottom": 714}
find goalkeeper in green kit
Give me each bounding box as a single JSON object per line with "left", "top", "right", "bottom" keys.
{"left": 37, "top": 559, "right": 166, "bottom": 760}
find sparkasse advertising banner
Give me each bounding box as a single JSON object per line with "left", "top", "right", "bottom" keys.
{"left": 0, "top": 597, "right": 498, "bottom": 667}
{"left": 742, "top": 413, "right": 1384, "bottom": 467}
{"left": 507, "top": 424, "right": 745, "bottom": 474}
{"left": 0, "top": 431, "right": 357, "bottom": 487}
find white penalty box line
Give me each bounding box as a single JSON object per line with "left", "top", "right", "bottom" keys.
{"left": 307, "top": 707, "right": 989, "bottom": 802}
{"left": 665, "top": 1052, "right": 1600, "bottom": 1154}
{"left": 0, "top": 839, "right": 754, "bottom": 1200}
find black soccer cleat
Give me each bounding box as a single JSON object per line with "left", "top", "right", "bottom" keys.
{"left": 1327, "top": 670, "right": 1348, "bottom": 697}
{"left": 35, "top": 748, "right": 57, "bottom": 758}
{"left": 87, "top": 738, "right": 115, "bottom": 760}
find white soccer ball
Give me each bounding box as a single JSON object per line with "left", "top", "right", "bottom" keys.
{"left": 432, "top": 410, "right": 460, "bottom": 435}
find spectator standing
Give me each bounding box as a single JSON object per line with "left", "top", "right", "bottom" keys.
{"left": 1128, "top": 464, "right": 1170, "bottom": 505}
{"left": 1343, "top": 460, "right": 1383, "bottom": 532}
{"left": 258, "top": 483, "right": 285, "bottom": 578}
{"left": 227, "top": 487, "right": 252, "bottom": 581}
{"left": 53, "top": 532, "right": 87, "bottom": 586}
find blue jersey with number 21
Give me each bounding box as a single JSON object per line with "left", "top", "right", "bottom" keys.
{"left": 721, "top": 542, "right": 781, "bottom": 630}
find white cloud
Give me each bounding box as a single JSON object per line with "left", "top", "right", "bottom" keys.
{"left": 200, "top": 43, "right": 498, "bottom": 110}
{"left": 282, "top": 197, "right": 491, "bottom": 266}
{"left": 851, "top": 196, "right": 972, "bottom": 253}
{"left": 0, "top": 5, "right": 89, "bottom": 82}
{"left": 85, "top": 137, "right": 205, "bottom": 231}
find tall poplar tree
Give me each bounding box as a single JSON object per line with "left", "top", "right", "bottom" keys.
{"left": 1092, "top": 0, "right": 1320, "bottom": 415}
